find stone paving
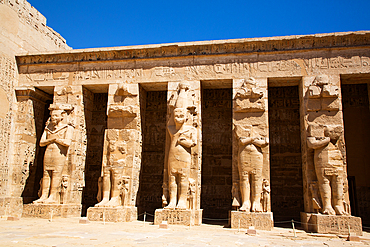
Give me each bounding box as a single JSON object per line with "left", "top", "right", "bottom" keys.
{"left": 0, "top": 217, "right": 369, "bottom": 247}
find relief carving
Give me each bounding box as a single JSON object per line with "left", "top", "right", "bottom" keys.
{"left": 33, "top": 104, "right": 74, "bottom": 204}
{"left": 306, "top": 123, "right": 349, "bottom": 215}
{"left": 234, "top": 78, "right": 265, "bottom": 112}
{"left": 234, "top": 124, "right": 269, "bottom": 212}
{"left": 108, "top": 83, "right": 138, "bottom": 117}
{"left": 307, "top": 75, "right": 340, "bottom": 111}
{"left": 95, "top": 130, "right": 130, "bottom": 207}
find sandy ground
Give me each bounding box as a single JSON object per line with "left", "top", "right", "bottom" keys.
{"left": 0, "top": 217, "right": 369, "bottom": 247}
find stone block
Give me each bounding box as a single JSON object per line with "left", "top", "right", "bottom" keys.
{"left": 246, "top": 229, "right": 257, "bottom": 235}
{"left": 7, "top": 216, "right": 20, "bottom": 221}
{"left": 0, "top": 197, "right": 23, "bottom": 218}
{"left": 301, "top": 212, "right": 362, "bottom": 236}
{"left": 22, "top": 204, "right": 81, "bottom": 218}
{"left": 154, "top": 208, "right": 202, "bottom": 226}
{"left": 86, "top": 206, "right": 137, "bottom": 222}
{"left": 159, "top": 221, "right": 168, "bottom": 229}
{"left": 230, "top": 211, "right": 273, "bottom": 230}
{"left": 79, "top": 218, "right": 90, "bottom": 224}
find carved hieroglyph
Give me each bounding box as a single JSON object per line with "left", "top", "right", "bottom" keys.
{"left": 232, "top": 78, "right": 271, "bottom": 214}
{"left": 33, "top": 104, "right": 74, "bottom": 204}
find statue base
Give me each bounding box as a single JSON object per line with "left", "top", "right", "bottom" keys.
{"left": 87, "top": 206, "right": 137, "bottom": 222}
{"left": 230, "top": 211, "right": 273, "bottom": 230}
{"left": 154, "top": 208, "right": 202, "bottom": 226}
{"left": 22, "top": 204, "right": 81, "bottom": 218}
{"left": 0, "top": 197, "right": 23, "bottom": 218}
{"left": 301, "top": 212, "right": 362, "bottom": 236}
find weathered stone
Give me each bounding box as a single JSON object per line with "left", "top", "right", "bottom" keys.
{"left": 230, "top": 211, "right": 273, "bottom": 230}
{"left": 154, "top": 208, "right": 202, "bottom": 226}
{"left": 301, "top": 213, "right": 362, "bottom": 236}
{"left": 87, "top": 206, "right": 137, "bottom": 222}
{"left": 22, "top": 204, "right": 81, "bottom": 218}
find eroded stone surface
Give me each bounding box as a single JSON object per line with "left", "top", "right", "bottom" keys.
{"left": 230, "top": 211, "right": 273, "bottom": 230}
{"left": 154, "top": 208, "right": 202, "bottom": 226}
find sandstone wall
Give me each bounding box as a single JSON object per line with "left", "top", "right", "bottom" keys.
{"left": 0, "top": 0, "right": 70, "bottom": 217}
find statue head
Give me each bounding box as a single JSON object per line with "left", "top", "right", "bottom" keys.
{"left": 324, "top": 125, "right": 343, "bottom": 141}
{"left": 50, "top": 109, "right": 64, "bottom": 125}
{"left": 174, "top": 108, "right": 186, "bottom": 125}
{"left": 314, "top": 75, "right": 329, "bottom": 86}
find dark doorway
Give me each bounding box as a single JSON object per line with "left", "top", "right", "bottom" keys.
{"left": 268, "top": 85, "right": 303, "bottom": 223}
{"left": 341, "top": 82, "right": 370, "bottom": 226}
{"left": 137, "top": 90, "right": 167, "bottom": 221}
{"left": 81, "top": 90, "right": 107, "bottom": 216}
{"left": 201, "top": 88, "right": 232, "bottom": 223}
{"left": 21, "top": 92, "right": 52, "bottom": 204}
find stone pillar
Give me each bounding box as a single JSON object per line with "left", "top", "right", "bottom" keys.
{"left": 230, "top": 77, "right": 273, "bottom": 231}
{"left": 87, "top": 82, "right": 141, "bottom": 222}
{"left": 154, "top": 81, "right": 202, "bottom": 226}
{"left": 300, "top": 75, "right": 362, "bottom": 236}
{"left": 22, "top": 85, "right": 86, "bottom": 218}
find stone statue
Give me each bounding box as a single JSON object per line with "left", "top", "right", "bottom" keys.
{"left": 307, "top": 124, "right": 347, "bottom": 215}
{"left": 95, "top": 136, "right": 128, "bottom": 207}
{"left": 165, "top": 82, "right": 197, "bottom": 209}
{"left": 261, "top": 179, "right": 270, "bottom": 212}
{"left": 33, "top": 104, "right": 74, "bottom": 204}
{"left": 234, "top": 77, "right": 265, "bottom": 112}
{"left": 234, "top": 125, "right": 268, "bottom": 212}
{"left": 188, "top": 178, "right": 196, "bottom": 210}
{"left": 60, "top": 175, "right": 69, "bottom": 204}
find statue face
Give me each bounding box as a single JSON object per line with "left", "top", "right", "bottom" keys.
{"left": 50, "top": 110, "right": 63, "bottom": 125}
{"left": 174, "top": 108, "right": 186, "bottom": 124}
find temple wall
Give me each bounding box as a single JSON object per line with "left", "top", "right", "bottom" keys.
{"left": 0, "top": 0, "right": 70, "bottom": 216}
{"left": 11, "top": 31, "right": 370, "bottom": 226}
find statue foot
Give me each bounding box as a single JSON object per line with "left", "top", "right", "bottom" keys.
{"left": 334, "top": 205, "right": 348, "bottom": 215}
{"left": 176, "top": 201, "right": 187, "bottom": 210}
{"left": 105, "top": 197, "right": 122, "bottom": 207}
{"left": 33, "top": 197, "right": 47, "bottom": 204}
{"left": 164, "top": 203, "right": 176, "bottom": 209}
{"left": 322, "top": 206, "right": 336, "bottom": 215}
{"left": 95, "top": 198, "right": 109, "bottom": 207}
{"left": 43, "top": 197, "right": 58, "bottom": 204}
{"left": 251, "top": 201, "right": 263, "bottom": 212}
{"left": 239, "top": 202, "right": 251, "bottom": 212}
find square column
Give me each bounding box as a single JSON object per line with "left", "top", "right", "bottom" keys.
{"left": 230, "top": 77, "right": 273, "bottom": 230}
{"left": 154, "top": 81, "right": 202, "bottom": 226}
{"left": 87, "top": 82, "right": 141, "bottom": 222}
{"left": 300, "top": 75, "right": 362, "bottom": 235}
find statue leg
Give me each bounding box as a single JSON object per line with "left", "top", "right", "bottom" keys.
{"left": 176, "top": 173, "right": 189, "bottom": 209}
{"left": 316, "top": 169, "right": 335, "bottom": 215}
{"left": 165, "top": 174, "right": 177, "bottom": 209}
{"left": 251, "top": 170, "right": 263, "bottom": 212}
{"left": 332, "top": 175, "right": 347, "bottom": 215}
{"left": 95, "top": 167, "right": 111, "bottom": 207}
{"left": 239, "top": 172, "right": 251, "bottom": 212}
{"left": 106, "top": 167, "right": 122, "bottom": 207}
{"left": 33, "top": 170, "right": 51, "bottom": 204}
{"left": 44, "top": 168, "right": 63, "bottom": 204}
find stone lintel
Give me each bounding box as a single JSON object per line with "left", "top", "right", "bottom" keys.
{"left": 154, "top": 208, "right": 202, "bottom": 226}
{"left": 87, "top": 206, "right": 137, "bottom": 222}
{"left": 22, "top": 204, "right": 81, "bottom": 218}
{"left": 230, "top": 211, "right": 273, "bottom": 230}
{"left": 16, "top": 31, "right": 370, "bottom": 66}
{"left": 15, "top": 87, "right": 52, "bottom": 102}
{"left": 300, "top": 212, "right": 362, "bottom": 236}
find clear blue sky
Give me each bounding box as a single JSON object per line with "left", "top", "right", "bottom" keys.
{"left": 28, "top": 0, "right": 370, "bottom": 49}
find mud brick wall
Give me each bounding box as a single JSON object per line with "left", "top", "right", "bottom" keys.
{"left": 201, "top": 88, "right": 232, "bottom": 220}
{"left": 82, "top": 91, "right": 107, "bottom": 214}
{"left": 341, "top": 83, "right": 370, "bottom": 226}
{"left": 268, "top": 86, "right": 303, "bottom": 221}
{"left": 137, "top": 91, "right": 167, "bottom": 216}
